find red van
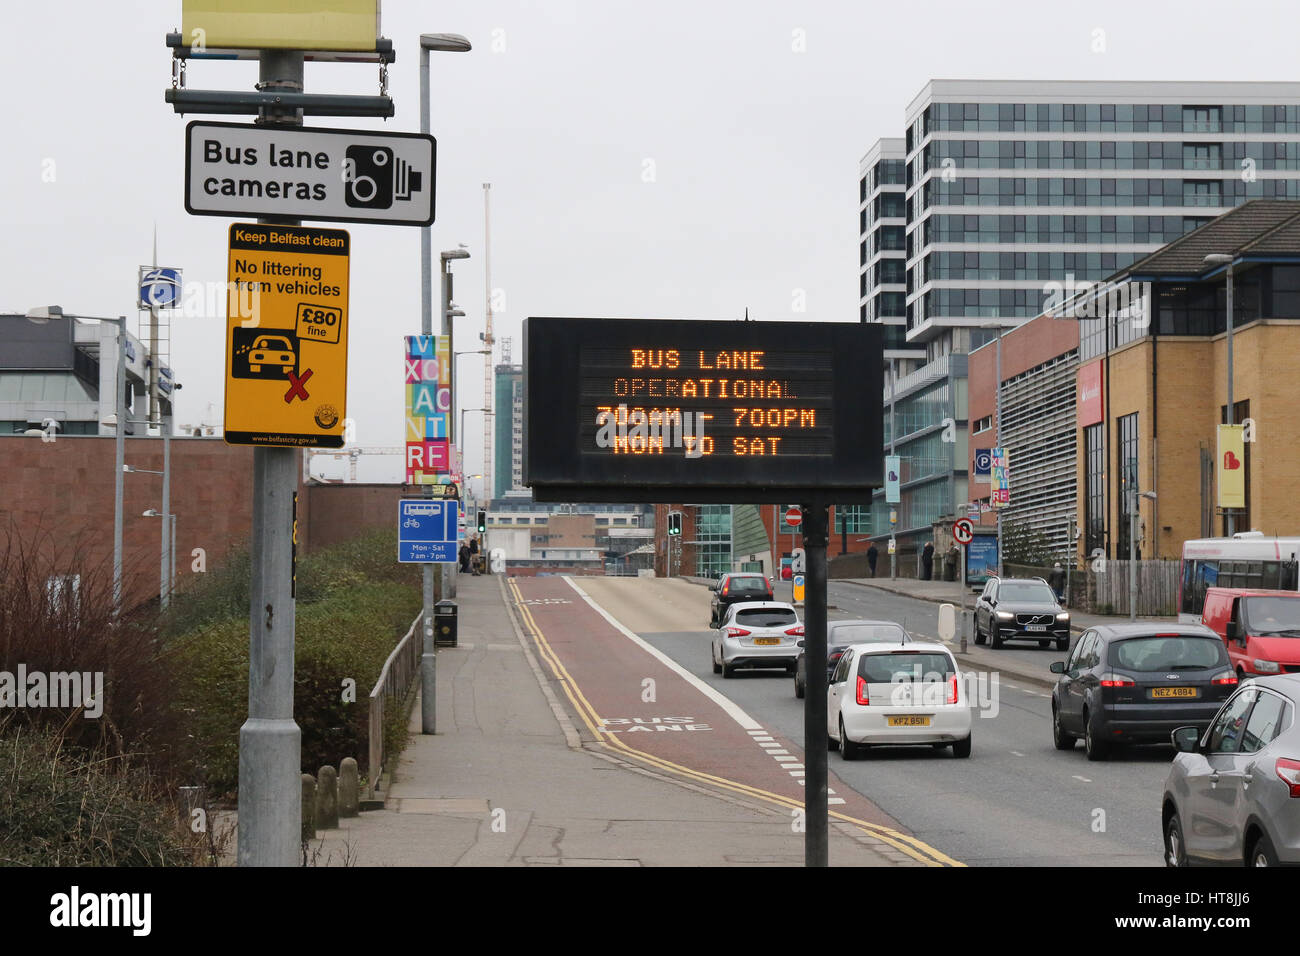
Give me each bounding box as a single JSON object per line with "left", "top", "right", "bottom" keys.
{"left": 1200, "top": 587, "right": 1300, "bottom": 679}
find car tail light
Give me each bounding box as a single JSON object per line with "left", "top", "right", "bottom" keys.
{"left": 1275, "top": 758, "right": 1300, "bottom": 798}
{"left": 945, "top": 674, "right": 958, "bottom": 705}
{"left": 722, "top": 582, "right": 729, "bottom": 596}
{"left": 828, "top": 650, "right": 843, "bottom": 664}
{"left": 1099, "top": 674, "right": 1135, "bottom": 687}
{"left": 725, "top": 627, "right": 751, "bottom": 638}
{"left": 856, "top": 675, "right": 870, "bottom": 706}
{"left": 1212, "top": 672, "right": 1238, "bottom": 686}
{"left": 784, "top": 625, "right": 804, "bottom": 636}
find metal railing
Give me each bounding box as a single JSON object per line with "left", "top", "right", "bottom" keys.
{"left": 367, "top": 612, "right": 423, "bottom": 795}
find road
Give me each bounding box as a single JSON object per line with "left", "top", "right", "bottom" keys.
{"left": 525, "top": 575, "right": 1173, "bottom": 866}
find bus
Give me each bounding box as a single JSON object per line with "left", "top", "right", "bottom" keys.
{"left": 1178, "top": 533, "right": 1300, "bottom": 623}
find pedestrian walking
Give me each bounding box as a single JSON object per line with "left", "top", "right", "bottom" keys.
{"left": 459, "top": 541, "right": 471, "bottom": 573}
{"left": 1048, "top": 561, "right": 1065, "bottom": 602}
{"left": 921, "top": 542, "right": 935, "bottom": 581}
{"left": 867, "top": 543, "right": 879, "bottom": 578}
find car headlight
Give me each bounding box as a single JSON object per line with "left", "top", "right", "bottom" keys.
{"left": 1253, "top": 659, "right": 1282, "bottom": 674}
{"left": 1056, "top": 612, "right": 1069, "bottom": 621}
{"left": 996, "top": 611, "right": 1014, "bottom": 621}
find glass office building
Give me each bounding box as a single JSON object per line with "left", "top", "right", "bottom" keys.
{"left": 859, "top": 80, "right": 1300, "bottom": 554}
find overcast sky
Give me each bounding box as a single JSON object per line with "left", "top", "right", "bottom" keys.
{"left": 4, "top": 0, "right": 1297, "bottom": 485}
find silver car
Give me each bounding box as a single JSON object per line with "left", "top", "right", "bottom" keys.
{"left": 1162, "top": 674, "right": 1300, "bottom": 866}
{"left": 711, "top": 602, "right": 803, "bottom": 678}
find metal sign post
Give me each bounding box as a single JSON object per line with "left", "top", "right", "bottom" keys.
{"left": 801, "top": 503, "right": 830, "bottom": 867}
{"left": 237, "top": 49, "right": 305, "bottom": 869}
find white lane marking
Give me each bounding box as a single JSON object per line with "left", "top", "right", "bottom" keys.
{"left": 774, "top": 755, "right": 800, "bottom": 763}
{"left": 1010, "top": 750, "right": 1025, "bottom": 757}
{"left": 829, "top": 798, "right": 846, "bottom": 805}
{"left": 564, "top": 576, "right": 762, "bottom": 731}
{"left": 753, "top": 735, "right": 775, "bottom": 742}
{"left": 1072, "top": 775, "right": 1092, "bottom": 783}
{"left": 759, "top": 742, "right": 783, "bottom": 749}
{"left": 784, "top": 763, "right": 805, "bottom": 770}
{"left": 767, "top": 749, "right": 791, "bottom": 756}
{"left": 747, "top": 730, "right": 766, "bottom": 736}
{"left": 788, "top": 770, "right": 805, "bottom": 777}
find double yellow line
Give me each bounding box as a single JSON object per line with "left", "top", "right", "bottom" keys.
{"left": 507, "top": 578, "right": 962, "bottom": 867}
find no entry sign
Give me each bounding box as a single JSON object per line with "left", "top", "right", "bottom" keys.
{"left": 786, "top": 507, "right": 803, "bottom": 528}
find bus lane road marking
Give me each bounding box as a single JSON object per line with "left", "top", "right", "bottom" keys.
{"left": 505, "top": 576, "right": 963, "bottom": 867}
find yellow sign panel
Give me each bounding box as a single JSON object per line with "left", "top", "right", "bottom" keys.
{"left": 1217, "top": 424, "right": 1246, "bottom": 510}
{"left": 225, "top": 223, "right": 349, "bottom": 447}
{"left": 182, "top": 1, "right": 379, "bottom": 51}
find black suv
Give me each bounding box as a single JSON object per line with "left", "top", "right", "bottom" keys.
{"left": 974, "top": 576, "right": 1070, "bottom": 650}
{"left": 709, "top": 573, "right": 774, "bottom": 627}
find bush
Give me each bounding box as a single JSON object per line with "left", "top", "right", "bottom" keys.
{"left": 0, "top": 521, "right": 194, "bottom": 781}
{"left": 0, "top": 724, "right": 200, "bottom": 866}
{"left": 168, "top": 530, "right": 421, "bottom": 795}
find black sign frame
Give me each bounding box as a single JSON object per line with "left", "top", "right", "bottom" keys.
{"left": 523, "top": 317, "right": 883, "bottom": 503}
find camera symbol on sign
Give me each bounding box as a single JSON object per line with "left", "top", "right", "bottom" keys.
{"left": 343, "top": 145, "right": 423, "bottom": 210}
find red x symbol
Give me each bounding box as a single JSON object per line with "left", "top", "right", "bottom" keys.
{"left": 284, "top": 368, "right": 313, "bottom": 403}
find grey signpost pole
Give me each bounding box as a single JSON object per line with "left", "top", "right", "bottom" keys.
{"left": 238, "top": 49, "right": 304, "bottom": 867}
{"left": 801, "top": 503, "right": 829, "bottom": 868}
{"left": 161, "top": 413, "right": 171, "bottom": 608}
{"left": 418, "top": 42, "right": 440, "bottom": 737}
{"left": 112, "top": 317, "right": 126, "bottom": 619}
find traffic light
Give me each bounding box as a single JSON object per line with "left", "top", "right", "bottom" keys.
{"left": 476, "top": 510, "right": 487, "bottom": 534}
{"left": 667, "top": 511, "right": 682, "bottom": 536}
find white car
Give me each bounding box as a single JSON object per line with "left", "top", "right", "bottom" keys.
{"left": 711, "top": 602, "right": 803, "bottom": 678}
{"left": 827, "top": 641, "right": 972, "bottom": 758}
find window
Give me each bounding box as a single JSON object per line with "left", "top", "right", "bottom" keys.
{"left": 1084, "top": 424, "right": 1105, "bottom": 558}
{"left": 973, "top": 415, "right": 993, "bottom": 435}
{"left": 1242, "top": 692, "right": 1289, "bottom": 752}
{"left": 1208, "top": 688, "right": 1257, "bottom": 753}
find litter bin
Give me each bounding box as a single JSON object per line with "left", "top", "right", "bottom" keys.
{"left": 434, "top": 600, "right": 457, "bottom": 648}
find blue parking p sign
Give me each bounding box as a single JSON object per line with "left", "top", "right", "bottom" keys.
{"left": 398, "top": 499, "right": 458, "bottom": 563}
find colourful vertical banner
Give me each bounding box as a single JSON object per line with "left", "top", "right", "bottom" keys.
{"left": 1217, "top": 424, "right": 1245, "bottom": 509}
{"left": 990, "top": 447, "right": 1010, "bottom": 508}
{"left": 405, "top": 335, "right": 451, "bottom": 484}
{"left": 884, "top": 455, "right": 901, "bottom": 504}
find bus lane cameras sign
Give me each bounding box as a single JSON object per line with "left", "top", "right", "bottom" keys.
{"left": 224, "top": 223, "right": 350, "bottom": 447}
{"left": 185, "top": 121, "right": 436, "bottom": 226}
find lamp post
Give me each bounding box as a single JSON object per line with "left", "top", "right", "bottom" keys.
{"left": 1130, "top": 489, "right": 1157, "bottom": 620}
{"left": 417, "top": 36, "right": 471, "bottom": 731}
{"left": 1203, "top": 253, "right": 1237, "bottom": 536}
{"left": 27, "top": 306, "right": 128, "bottom": 618}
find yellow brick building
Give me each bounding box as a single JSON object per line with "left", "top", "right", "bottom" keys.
{"left": 1070, "top": 201, "right": 1300, "bottom": 561}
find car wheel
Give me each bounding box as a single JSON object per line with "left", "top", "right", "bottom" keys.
{"left": 1038, "top": 639, "right": 1050, "bottom": 649}
{"left": 1164, "top": 811, "right": 1187, "bottom": 867}
{"left": 828, "top": 729, "right": 839, "bottom": 752}
{"left": 1249, "top": 831, "right": 1279, "bottom": 867}
{"left": 794, "top": 676, "right": 805, "bottom": 699}
{"left": 711, "top": 648, "right": 721, "bottom": 675}
{"left": 840, "top": 717, "right": 862, "bottom": 760}
{"left": 1056, "top": 637, "right": 1070, "bottom": 652}
{"left": 974, "top": 617, "right": 986, "bottom": 645}
{"left": 721, "top": 659, "right": 734, "bottom": 679}
{"left": 990, "top": 626, "right": 1004, "bottom": 649}
{"left": 951, "top": 735, "right": 972, "bottom": 758}
{"left": 1052, "top": 705, "right": 1076, "bottom": 750}
{"left": 1084, "top": 708, "right": 1109, "bottom": 761}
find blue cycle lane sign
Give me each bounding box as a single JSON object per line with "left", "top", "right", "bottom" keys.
{"left": 398, "top": 498, "right": 458, "bottom": 563}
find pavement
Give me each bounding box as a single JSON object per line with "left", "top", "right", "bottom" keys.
{"left": 833, "top": 575, "right": 1177, "bottom": 689}
{"left": 307, "top": 572, "right": 905, "bottom": 866}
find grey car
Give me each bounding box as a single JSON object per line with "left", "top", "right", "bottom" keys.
{"left": 1162, "top": 674, "right": 1300, "bottom": 866}
{"left": 793, "top": 619, "right": 909, "bottom": 698}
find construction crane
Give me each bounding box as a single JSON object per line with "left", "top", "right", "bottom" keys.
{"left": 481, "top": 182, "right": 495, "bottom": 502}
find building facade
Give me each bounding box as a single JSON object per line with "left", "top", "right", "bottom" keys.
{"left": 493, "top": 362, "right": 524, "bottom": 499}
{"left": 860, "top": 80, "right": 1300, "bottom": 559}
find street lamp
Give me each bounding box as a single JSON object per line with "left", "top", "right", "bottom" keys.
{"left": 27, "top": 305, "right": 128, "bottom": 618}
{"left": 980, "top": 320, "right": 1019, "bottom": 578}
{"left": 1203, "top": 253, "right": 1238, "bottom": 536}
{"left": 1129, "top": 489, "right": 1157, "bottom": 621}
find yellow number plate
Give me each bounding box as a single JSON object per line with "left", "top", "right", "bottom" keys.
{"left": 753, "top": 637, "right": 780, "bottom": 646}
{"left": 1152, "top": 687, "right": 1198, "bottom": 699}
{"left": 888, "top": 716, "right": 931, "bottom": 727}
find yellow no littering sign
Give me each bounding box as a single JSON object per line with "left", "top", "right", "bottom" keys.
{"left": 224, "top": 223, "right": 350, "bottom": 446}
